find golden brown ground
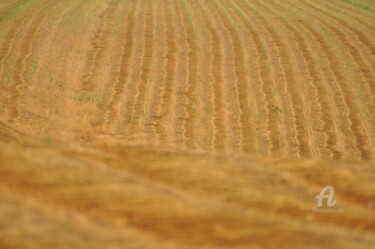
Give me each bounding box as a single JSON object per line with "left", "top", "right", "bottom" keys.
{"left": 0, "top": 0, "right": 374, "bottom": 248}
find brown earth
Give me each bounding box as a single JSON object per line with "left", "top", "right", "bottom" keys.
{"left": 0, "top": 0, "right": 374, "bottom": 248}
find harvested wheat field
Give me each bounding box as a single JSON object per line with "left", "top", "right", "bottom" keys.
{"left": 0, "top": 0, "right": 374, "bottom": 248}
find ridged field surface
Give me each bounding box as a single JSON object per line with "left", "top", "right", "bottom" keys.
{"left": 0, "top": 0, "right": 374, "bottom": 248}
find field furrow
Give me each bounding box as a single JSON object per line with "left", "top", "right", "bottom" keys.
{"left": 0, "top": 1, "right": 40, "bottom": 85}
{"left": 288, "top": 4, "right": 374, "bottom": 159}
{"left": 102, "top": 3, "right": 136, "bottom": 130}
{"left": 7, "top": 1, "right": 59, "bottom": 122}
{"left": 1, "top": 0, "right": 373, "bottom": 159}
{"left": 153, "top": 1, "right": 177, "bottom": 145}
{"left": 239, "top": 0, "right": 313, "bottom": 158}
{"left": 306, "top": 0, "right": 375, "bottom": 33}
{"left": 213, "top": 0, "right": 259, "bottom": 155}
{"left": 204, "top": 2, "right": 242, "bottom": 155}
{"left": 139, "top": 1, "right": 165, "bottom": 145}
{"left": 174, "top": 0, "right": 198, "bottom": 150}
{"left": 267, "top": 0, "right": 373, "bottom": 160}
{"left": 287, "top": 24, "right": 342, "bottom": 159}
{"left": 229, "top": 0, "right": 282, "bottom": 156}
{"left": 125, "top": 2, "right": 155, "bottom": 139}
{"left": 258, "top": 1, "right": 343, "bottom": 159}
{"left": 301, "top": 0, "right": 375, "bottom": 59}
{"left": 295, "top": 1, "right": 375, "bottom": 103}
{"left": 235, "top": 5, "right": 283, "bottom": 157}
{"left": 199, "top": 2, "right": 228, "bottom": 153}
{"left": 80, "top": 0, "right": 118, "bottom": 92}
{"left": 324, "top": 26, "right": 373, "bottom": 159}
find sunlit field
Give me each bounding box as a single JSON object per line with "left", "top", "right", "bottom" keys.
{"left": 0, "top": 0, "right": 374, "bottom": 248}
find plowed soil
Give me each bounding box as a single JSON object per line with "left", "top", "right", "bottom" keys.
{"left": 0, "top": 0, "right": 374, "bottom": 248}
